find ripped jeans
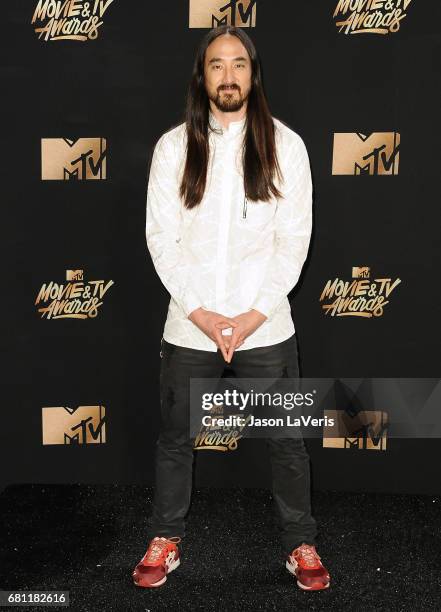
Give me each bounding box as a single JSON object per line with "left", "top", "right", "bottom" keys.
{"left": 147, "top": 333, "right": 318, "bottom": 555}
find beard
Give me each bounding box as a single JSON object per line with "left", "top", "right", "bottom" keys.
{"left": 209, "top": 84, "right": 248, "bottom": 113}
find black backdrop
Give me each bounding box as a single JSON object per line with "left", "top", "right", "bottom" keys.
{"left": 2, "top": 1, "right": 440, "bottom": 494}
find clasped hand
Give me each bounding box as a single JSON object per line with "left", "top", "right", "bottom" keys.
{"left": 188, "top": 308, "right": 267, "bottom": 363}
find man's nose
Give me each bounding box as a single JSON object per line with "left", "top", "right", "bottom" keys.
{"left": 223, "top": 65, "right": 234, "bottom": 83}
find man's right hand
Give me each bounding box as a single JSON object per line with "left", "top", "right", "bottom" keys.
{"left": 188, "top": 308, "right": 238, "bottom": 362}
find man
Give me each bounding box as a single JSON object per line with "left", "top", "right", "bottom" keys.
{"left": 133, "top": 25, "right": 330, "bottom": 591}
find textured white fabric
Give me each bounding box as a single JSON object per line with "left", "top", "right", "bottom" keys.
{"left": 145, "top": 113, "right": 313, "bottom": 352}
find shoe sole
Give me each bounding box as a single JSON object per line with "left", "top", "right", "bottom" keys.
{"left": 133, "top": 557, "right": 181, "bottom": 588}
{"left": 285, "top": 560, "right": 330, "bottom": 591}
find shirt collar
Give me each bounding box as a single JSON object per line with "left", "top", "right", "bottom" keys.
{"left": 208, "top": 110, "right": 246, "bottom": 137}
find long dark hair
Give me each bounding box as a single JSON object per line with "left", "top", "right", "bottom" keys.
{"left": 179, "top": 25, "right": 282, "bottom": 209}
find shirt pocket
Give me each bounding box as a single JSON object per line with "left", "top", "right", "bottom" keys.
{"left": 237, "top": 197, "right": 277, "bottom": 229}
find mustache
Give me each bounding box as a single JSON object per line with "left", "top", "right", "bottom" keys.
{"left": 217, "top": 83, "right": 241, "bottom": 92}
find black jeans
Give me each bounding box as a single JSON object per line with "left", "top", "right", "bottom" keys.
{"left": 147, "top": 333, "right": 318, "bottom": 556}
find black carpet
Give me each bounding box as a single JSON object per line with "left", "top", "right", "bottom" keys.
{"left": 0, "top": 485, "right": 440, "bottom": 611}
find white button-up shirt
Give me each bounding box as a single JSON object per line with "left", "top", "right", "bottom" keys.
{"left": 145, "top": 113, "right": 313, "bottom": 352}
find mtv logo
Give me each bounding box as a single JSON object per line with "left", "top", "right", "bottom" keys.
{"left": 352, "top": 266, "right": 370, "bottom": 279}
{"left": 42, "top": 405, "right": 106, "bottom": 445}
{"left": 66, "top": 269, "right": 83, "bottom": 281}
{"left": 41, "top": 138, "right": 107, "bottom": 180}
{"left": 332, "top": 132, "right": 400, "bottom": 175}
{"left": 322, "top": 409, "right": 387, "bottom": 451}
{"left": 189, "top": 0, "right": 256, "bottom": 28}
{"left": 343, "top": 437, "right": 360, "bottom": 449}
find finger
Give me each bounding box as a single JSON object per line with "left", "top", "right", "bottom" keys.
{"left": 225, "top": 334, "right": 236, "bottom": 362}
{"left": 221, "top": 317, "right": 239, "bottom": 328}
{"left": 226, "top": 331, "right": 241, "bottom": 363}
{"left": 218, "top": 341, "right": 229, "bottom": 363}
{"left": 226, "top": 342, "right": 235, "bottom": 363}
{"left": 213, "top": 329, "right": 228, "bottom": 362}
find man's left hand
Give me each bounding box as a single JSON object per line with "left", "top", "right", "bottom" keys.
{"left": 215, "top": 309, "right": 267, "bottom": 363}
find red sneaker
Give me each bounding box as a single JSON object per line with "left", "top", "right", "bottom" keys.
{"left": 286, "top": 543, "right": 330, "bottom": 591}
{"left": 132, "top": 536, "right": 181, "bottom": 588}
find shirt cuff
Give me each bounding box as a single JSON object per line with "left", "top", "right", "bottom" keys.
{"left": 249, "top": 295, "right": 277, "bottom": 322}
{"left": 181, "top": 290, "right": 204, "bottom": 319}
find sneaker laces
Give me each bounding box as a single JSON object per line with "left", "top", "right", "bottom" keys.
{"left": 144, "top": 536, "right": 181, "bottom": 563}
{"left": 295, "top": 544, "right": 321, "bottom": 568}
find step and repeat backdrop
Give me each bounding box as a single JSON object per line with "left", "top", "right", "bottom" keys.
{"left": 2, "top": 1, "right": 440, "bottom": 494}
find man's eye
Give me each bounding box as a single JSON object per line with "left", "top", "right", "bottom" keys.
{"left": 235, "top": 63, "right": 245, "bottom": 69}
{"left": 213, "top": 64, "right": 222, "bottom": 70}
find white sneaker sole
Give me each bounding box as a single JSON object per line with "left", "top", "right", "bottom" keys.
{"left": 285, "top": 560, "right": 330, "bottom": 591}
{"left": 133, "top": 557, "right": 181, "bottom": 588}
